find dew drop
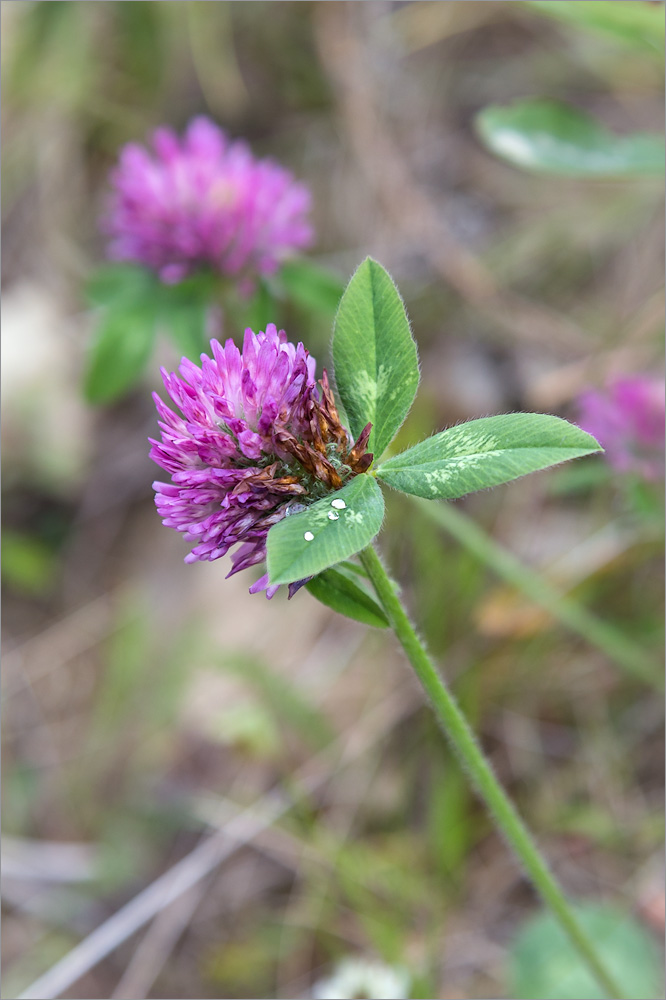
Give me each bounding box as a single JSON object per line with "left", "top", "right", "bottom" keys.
{"left": 328, "top": 511, "right": 339, "bottom": 521}
{"left": 285, "top": 502, "right": 307, "bottom": 517}
{"left": 331, "top": 499, "right": 346, "bottom": 510}
{"left": 304, "top": 531, "right": 314, "bottom": 541}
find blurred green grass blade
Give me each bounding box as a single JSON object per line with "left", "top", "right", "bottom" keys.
{"left": 416, "top": 498, "right": 663, "bottom": 690}
{"left": 267, "top": 474, "right": 385, "bottom": 586}
{"left": 216, "top": 652, "right": 335, "bottom": 750}
{"left": 376, "top": 414, "right": 601, "bottom": 499}
{"left": 93, "top": 606, "right": 151, "bottom": 733}
{"left": 5, "top": 0, "right": 94, "bottom": 107}
{"left": 427, "top": 752, "right": 472, "bottom": 877}
{"left": 476, "top": 100, "right": 665, "bottom": 178}
{"left": 508, "top": 902, "right": 664, "bottom": 999}
{"left": 523, "top": 1, "right": 666, "bottom": 55}
{"left": 305, "top": 565, "right": 389, "bottom": 628}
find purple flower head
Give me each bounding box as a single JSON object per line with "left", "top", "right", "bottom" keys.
{"left": 150, "top": 325, "right": 373, "bottom": 597}
{"left": 104, "top": 117, "right": 313, "bottom": 287}
{"left": 577, "top": 375, "right": 665, "bottom": 481}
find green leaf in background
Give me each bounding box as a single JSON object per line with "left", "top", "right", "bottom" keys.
{"left": 306, "top": 564, "right": 389, "bottom": 628}
{"left": 159, "top": 297, "right": 209, "bottom": 361}
{"left": 156, "top": 276, "right": 217, "bottom": 360}
{"left": 476, "top": 100, "right": 665, "bottom": 178}
{"left": 332, "top": 258, "right": 420, "bottom": 460}
{"left": 84, "top": 300, "right": 157, "bottom": 404}
{"left": 84, "top": 263, "right": 156, "bottom": 309}
{"left": 1, "top": 530, "right": 57, "bottom": 597}
{"left": 280, "top": 258, "right": 345, "bottom": 315}
{"left": 223, "top": 277, "right": 281, "bottom": 336}
{"left": 267, "top": 474, "right": 385, "bottom": 586}
{"left": 523, "top": 1, "right": 665, "bottom": 55}
{"left": 375, "top": 413, "right": 601, "bottom": 499}
{"left": 508, "top": 902, "right": 663, "bottom": 999}
{"left": 243, "top": 278, "right": 276, "bottom": 333}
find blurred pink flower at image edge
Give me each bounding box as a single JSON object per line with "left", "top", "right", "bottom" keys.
{"left": 577, "top": 375, "right": 665, "bottom": 481}
{"left": 104, "top": 116, "right": 313, "bottom": 286}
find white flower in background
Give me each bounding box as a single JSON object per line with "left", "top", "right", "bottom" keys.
{"left": 312, "top": 957, "right": 411, "bottom": 999}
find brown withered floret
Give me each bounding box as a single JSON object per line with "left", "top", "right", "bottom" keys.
{"left": 276, "top": 370, "right": 373, "bottom": 489}
{"left": 231, "top": 463, "right": 307, "bottom": 498}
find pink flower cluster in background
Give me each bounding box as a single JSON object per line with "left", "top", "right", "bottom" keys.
{"left": 104, "top": 117, "right": 313, "bottom": 286}
{"left": 577, "top": 375, "right": 665, "bottom": 481}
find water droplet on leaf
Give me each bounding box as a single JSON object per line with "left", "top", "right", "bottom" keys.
{"left": 331, "top": 499, "right": 346, "bottom": 510}
{"left": 328, "top": 511, "right": 339, "bottom": 520}
{"left": 304, "top": 531, "right": 314, "bottom": 541}
{"left": 285, "top": 503, "right": 307, "bottom": 517}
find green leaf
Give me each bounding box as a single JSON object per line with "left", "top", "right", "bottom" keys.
{"left": 243, "top": 279, "right": 276, "bottom": 333}
{"left": 476, "top": 100, "right": 665, "bottom": 178}
{"left": 155, "top": 279, "right": 214, "bottom": 360}
{"left": 375, "top": 413, "right": 602, "bottom": 499}
{"left": 306, "top": 565, "right": 389, "bottom": 628}
{"left": 1, "top": 530, "right": 57, "bottom": 596}
{"left": 266, "top": 474, "right": 385, "bottom": 586}
{"left": 160, "top": 299, "right": 208, "bottom": 360}
{"left": 84, "top": 263, "right": 156, "bottom": 309}
{"left": 523, "top": 1, "right": 665, "bottom": 55}
{"left": 223, "top": 278, "right": 281, "bottom": 335}
{"left": 332, "top": 258, "right": 420, "bottom": 460}
{"left": 280, "top": 258, "right": 345, "bottom": 315}
{"left": 508, "top": 902, "right": 663, "bottom": 999}
{"left": 84, "top": 301, "right": 157, "bottom": 404}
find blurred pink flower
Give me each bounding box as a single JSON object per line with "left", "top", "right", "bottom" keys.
{"left": 104, "top": 116, "right": 313, "bottom": 286}
{"left": 577, "top": 376, "right": 665, "bottom": 481}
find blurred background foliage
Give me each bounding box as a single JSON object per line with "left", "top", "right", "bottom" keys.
{"left": 1, "top": 3, "right": 664, "bottom": 999}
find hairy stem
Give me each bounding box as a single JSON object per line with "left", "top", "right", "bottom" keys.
{"left": 359, "top": 543, "right": 626, "bottom": 1000}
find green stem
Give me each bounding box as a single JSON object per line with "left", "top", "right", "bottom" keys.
{"left": 359, "top": 543, "right": 626, "bottom": 1000}
{"left": 416, "top": 498, "right": 662, "bottom": 691}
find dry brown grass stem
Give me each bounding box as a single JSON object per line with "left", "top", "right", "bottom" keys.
{"left": 314, "top": 2, "right": 595, "bottom": 356}
{"left": 18, "top": 682, "right": 416, "bottom": 1000}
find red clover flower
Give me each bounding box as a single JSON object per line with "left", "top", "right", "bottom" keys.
{"left": 104, "top": 116, "right": 313, "bottom": 286}
{"left": 150, "top": 326, "right": 372, "bottom": 597}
